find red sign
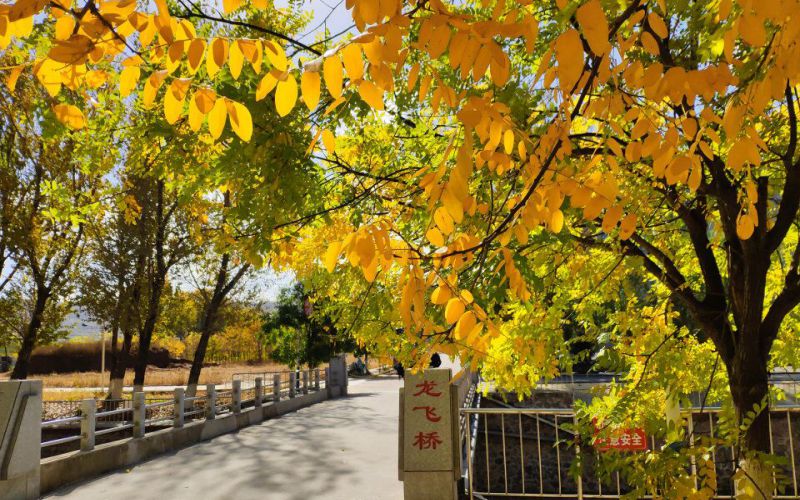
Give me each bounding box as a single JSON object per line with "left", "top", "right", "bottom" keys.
{"left": 593, "top": 420, "right": 648, "bottom": 452}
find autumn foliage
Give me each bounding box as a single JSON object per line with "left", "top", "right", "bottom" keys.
{"left": 4, "top": 0, "right": 800, "bottom": 494}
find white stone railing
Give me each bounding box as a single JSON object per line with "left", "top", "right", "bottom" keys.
{"left": 39, "top": 368, "right": 326, "bottom": 455}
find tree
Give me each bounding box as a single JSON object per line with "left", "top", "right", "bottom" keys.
{"left": 8, "top": 0, "right": 800, "bottom": 495}
{"left": 185, "top": 192, "right": 250, "bottom": 395}
{"left": 0, "top": 73, "right": 106, "bottom": 379}
{"left": 261, "top": 283, "right": 353, "bottom": 368}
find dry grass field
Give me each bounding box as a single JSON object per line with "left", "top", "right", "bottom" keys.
{"left": 1, "top": 362, "right": 290, "bottom": 389}
{"left": 2, "top": 356, "right": 391, "bottom": 393}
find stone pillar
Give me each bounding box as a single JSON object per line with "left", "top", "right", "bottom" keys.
{"left": 132, "top": 392, "right": 145, "bottom": 438}
{"left": 254, "top": 377, "right": 263, "bottom": 407}
{"left": 302, "top": 370, "right": 309, "bottom": 395}
{"left": 80, "top": 399, "right": 96, "bottom": 451}
{"left": 173, "top": 388, "right": 184, "bottom": 428}
{"left": 0, "top": 380, "right": 42, "bottom": 500}
{"left": 232, "top": 380, "right": 241, "bottom": 414}
{"left": 314, "top": 369, "right": 320, "bottom": 391}
{"left": 273, "top": 374, "right": 281, "bottom": 402}
{"left": 399, "top": 368, "right": 459, "bottom": 500}
{"left": 206, "top": 384, "right": 216, "bottom": 420}
{"left": 289, "top": 372, "right": 296, "bottom": 398}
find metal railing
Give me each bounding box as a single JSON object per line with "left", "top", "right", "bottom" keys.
{"left": 461, "top": 406, "right": 800, "bottom": 499}
{"left": 40, "top": 368, "right": 326, "bottom": 458}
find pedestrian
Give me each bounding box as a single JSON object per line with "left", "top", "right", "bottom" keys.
{"left": 429, "top": 353, "right": 442, "bottom": 368}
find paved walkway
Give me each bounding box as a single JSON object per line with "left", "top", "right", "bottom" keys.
{"left": 44, "top": 376, "right": 404, "bottom": 500}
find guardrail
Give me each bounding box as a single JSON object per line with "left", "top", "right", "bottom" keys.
{"left": 40, "top": 368, "right": 325, "bottom": 457}
{"left": 460, "top": 406, "right": 800, "bottom": 499}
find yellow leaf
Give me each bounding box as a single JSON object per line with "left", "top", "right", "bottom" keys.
{"left": 222, "top": 0, "right": 241, "bottom": 14}
{"left": 301, "top": 71, "right": 321, "bottom": 110}
{"left": 53, "top": 103, "right": 86, "bottom": 129}
{"left": 431, "top": 285, "right": 451, "bottom": 305}
{"left": 207, "top": 38, "right": 228, "bottom": 78}
{"left": 275, "top": 73, "right": 298, "bottom": 117}
{"left": 554, "top": 29, "right": 584, "bottom": 92}
{"left": 153, "top": 0, "right": 170, "bottom": 19}
{"left": 228, "top": 40, "right": 244, "bottom": 80}
{"left": 444, "top": 298, "right": 465, "bottom": 324}
{"left": 550, "top": 209, "right": 564, "bottom": 233}
{"left": 648, "top": 12, "right": 669, "bottom": 39}
{"left": 407, "top": 63, "right": 420, "bottom": 91}
{"left": 163, "top": 78, "right": 190, "bottom": 124}
{"left": 6, "top": 65, "right": 23, "bottom": 92}
{"left": 225, "top": 99, "right": 252, "bottom": 141}
{"left": 426, "top": 227, "right": 445, "bottom": 247}
{"left": 503, "top": 129, "right": 514, "bottom": 154}
{"left": 602, "top": 205, "right": 623, "bottom": 233}
{"left": 119, "top": 66, "right": 139, "bottom": 97}
{"left": 54, "top": 15, "right": 75, "bottom": 41}
{"left": 194, "top": 88, "right": 216, "bottom": 113}
{"left": 619, "top": 213, "right": 637, "bottom": 240}
{"left": 357, "top": 80, "right": 384, "bottom": 110}
{"left": 434, "top": 207, "right": 454, "bottom": 235}
{"left": 323, "top": 241, "right": 342, "bottom": 272}
{"left": 187, "top": 38, "right": 206, "bottom": 74}
{"left": 208, "top": 97, "right": 227, "bottom": 140}
{"left": 575, "top": 0, "right": 610, "bottom": 55}
{"left": 736, "top": 212, "right": 755, "bottom": 240}
{"left": 321, "top": 129, "right": 336, "bottom": 153}
{"left": 454, "top": 311, "right": 477, "bottom": 340}
{"left": 323, "top": 55, "right": 343, "bottom": 99}
{"left": 188, "top": 97, "right": 204, "bottom": 131}
{"left": 264, "top": 41, "right": 288, "bottom": 71}
{"left": 256, "top": 71, "right": 278, "bottom": 101}
{"left": 342, "top": 43, "right": 364, "bottom": 81}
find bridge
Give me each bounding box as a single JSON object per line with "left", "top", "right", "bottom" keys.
{"left": 43, "top": 376, "right": 404, "bottom": 500}
{"left": 2, "top": 359, "right": 799, "bottom": 500}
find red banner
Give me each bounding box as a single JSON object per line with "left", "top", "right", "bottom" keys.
{"left": 592, "top": 420, "right": 648, "bottom": 452}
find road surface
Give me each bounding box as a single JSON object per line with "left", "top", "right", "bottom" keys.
{"left": 44, "top": 375, "right": 405, "bottom": 500}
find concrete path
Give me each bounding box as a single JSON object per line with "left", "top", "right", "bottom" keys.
{"left": 44, "top": 376, "right": 404, "bottom": 500}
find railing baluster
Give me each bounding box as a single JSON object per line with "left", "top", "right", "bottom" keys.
{"left": 174, "top": 388, "right": 184, "bottom": 428}
{"left": 254, "top": 377, "right": 263, "bottom": 407}
{"left": 519, "top": 413, "right": 525, "bottom": 494}
{"left": 133, "top": 392, "right": 145, "bottom": 438}
{"left": 80, "top": 399, "right": 95, "bottom": 452}
{"left": 501, "top": 413, "right": 508, "bottom": 494}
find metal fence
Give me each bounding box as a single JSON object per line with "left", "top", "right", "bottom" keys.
{"left": 40, "top": 368, "right": 326, "bottom": 459}
{"left": 461, "top": 407, "right": 800, "bottom": 499}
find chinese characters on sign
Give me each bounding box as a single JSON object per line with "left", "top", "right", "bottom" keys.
{"left": 592, "top": 419, "right": 648, "bottom": 452}
{"left": 403, "top": 369, "right": 453, "bottom": 471}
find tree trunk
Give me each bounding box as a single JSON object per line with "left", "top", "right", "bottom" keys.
{"left": 133, "top": 278, "right": 164, "bottom": 390}
{"left": 108, "top": 328, "right": 132, "bottom": 400}
{"left": 10, "top": 286, "right": 49, "bottom": 380}
{"left": 729, "top": 344, "right": 774, "bottom": 499}
{"left": 186, "top": 316, "right": 215, "bottom": 397}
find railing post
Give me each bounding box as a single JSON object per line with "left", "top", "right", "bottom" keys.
{"left": 254, "top": 377, "right": 263, "bottom": 407}
{"left": 289, "top": 372, "right": 296, "bottom": 398}
{"left": 325, "top": 367, "right": 331, "bottom": 397}
{"left": 314, "top": 368, "right": 320, "bottom": 391}
{"left": 80, "top": 399, "right": 96, "bottom": 451}
{"left": 574, "top": 413, "right": 584, "bottom": 499}
{"left": 206, "top": 384, "right": 216, "bottom": 420}
{"left": 232, "top": 380, "right": 241, "bottom": 414}
{"left": 132, "top": 392, "right": 145, "bottom": 438}
{"left": 302, "top": 370, "right": 309, "bottom": 395}
{"left": 173, "top": 388, "right": 184, "bottom": 428}
{"left": 0, "top": 380, "right": 42, "bottom": 499}
{"left": 273, "top": 374, "right": 281, "bottom": 402}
